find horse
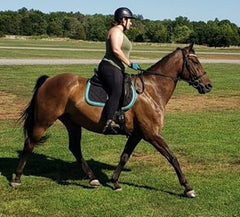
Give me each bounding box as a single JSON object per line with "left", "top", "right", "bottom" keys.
{"left": 11, "top": 43, "right": 212, "bottom": 198}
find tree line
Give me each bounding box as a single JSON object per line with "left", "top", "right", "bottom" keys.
{"left": 0, "top": 8, "right": 240, "bottom": 47}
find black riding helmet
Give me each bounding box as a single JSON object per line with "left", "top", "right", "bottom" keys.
{"left": 114, "top": 7, "right": 136, "bottom": 22}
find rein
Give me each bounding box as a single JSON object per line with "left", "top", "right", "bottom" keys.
{"left": 133, "top": 48, "right": 206, "bottom": 94}
{"left": 138, "top": 69, "right": 179, "bottom": 83}
{"left": 133, "top": 69, "right": 179, "bottom": 94}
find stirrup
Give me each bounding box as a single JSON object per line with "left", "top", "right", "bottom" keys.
{"left": 103, "top": 120, "right": 120, "bottom": 135}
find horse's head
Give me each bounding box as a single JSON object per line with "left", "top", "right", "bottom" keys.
{"left": 179, "top": 43, "right": 212, "bottom": 94}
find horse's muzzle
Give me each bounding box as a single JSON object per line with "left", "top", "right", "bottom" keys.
{"left": 197, "top": 82, "right": 212, "bottom": 94}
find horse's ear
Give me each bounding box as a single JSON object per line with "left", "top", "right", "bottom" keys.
{"left": 189, "top": 42, "right": 194, "bottom": 51}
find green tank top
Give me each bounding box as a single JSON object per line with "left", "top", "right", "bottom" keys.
{"left": 103, "top": 32, "right": 132, "bottom": 71}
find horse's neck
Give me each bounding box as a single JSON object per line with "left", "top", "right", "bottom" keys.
{"left": 143, "top": 74, "right": 176, "bottom": 108}
{"left": 149, "top": 50, "right": 182, "bottom": 79}
{"left": 145, "top": 51, "right": 182, "bottom": 107}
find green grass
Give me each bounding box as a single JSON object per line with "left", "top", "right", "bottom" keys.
{"left": 1, "top": 37, "right": 240, "bottom": 52}
{"left": 1, "top": 37, "right": 240, "bottom": 59}
{"left": 1, "top": 62, "right": 239, "bottom": 99}
{"left": 0, "top": 49, "right": 104, "bottom": 59}
{"left": 0, "top": 38, "right": 105, "bottom": 49}
{"left": 1, "top": 111, "right": 240, "bottom": 217}
{"left": 0, "top": 40, "right": 240, "bottom": 216}
{"left": 0, "top": 64, "right": 94, "bottom": 100}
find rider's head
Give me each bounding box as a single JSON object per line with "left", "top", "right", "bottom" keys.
{"left": 114, "top": 7, "right": 135, "bottom": 22}
{"left": 113, "top": 7, "right": 135, "bottom": 30}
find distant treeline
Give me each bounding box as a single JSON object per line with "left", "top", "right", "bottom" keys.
{"left": 0, "top": 8, "right": 240, "bottom": 47}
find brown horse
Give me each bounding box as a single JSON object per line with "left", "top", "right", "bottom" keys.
{"left": 11, "top": 43, "right": 212, "bottom": 198}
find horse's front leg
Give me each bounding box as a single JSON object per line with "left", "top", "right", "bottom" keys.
{"left": 111, "top": 135, "right": 142, "bottom": 190}
{"left": 147, "top": 134, "right": 196, "bottom": 198}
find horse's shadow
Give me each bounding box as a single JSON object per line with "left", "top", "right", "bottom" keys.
{"left": 0, "top": 151, "right": 130, "bottom": 188}
{"left": 0, "top": 151, "right": 183, "bottom": 197}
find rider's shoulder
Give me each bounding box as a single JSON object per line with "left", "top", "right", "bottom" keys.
{"left": 109, "top": 26, "right": 123, "bottom": 35}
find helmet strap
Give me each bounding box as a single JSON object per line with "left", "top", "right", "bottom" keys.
{"left": 121, "top": 18, "right": 127, "bottom": 31}
{"left": 121, "top": 23, "right": 127, "bottom": 31}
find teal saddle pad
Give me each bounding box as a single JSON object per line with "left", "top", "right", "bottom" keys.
{"left": 84, "top": 76, "right": 137, "bottom": 111}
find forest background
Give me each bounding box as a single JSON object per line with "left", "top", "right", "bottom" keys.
{"left": 0, "top": 7, "right": 240, "bottom": 47}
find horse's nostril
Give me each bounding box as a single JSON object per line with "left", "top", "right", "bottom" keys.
{"left": 202, "top": 83, "right": 212, "bottom": 93}
{"left": 207, "top": 83, "right": 213, "bottom": 89}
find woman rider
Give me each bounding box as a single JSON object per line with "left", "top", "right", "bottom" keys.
{"left": 97, "top": 7, "right": 140, "bottom": 134}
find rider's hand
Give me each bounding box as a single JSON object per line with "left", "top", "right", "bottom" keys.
{"left": 130, "top": 62, "right": 141, "bottom": 71}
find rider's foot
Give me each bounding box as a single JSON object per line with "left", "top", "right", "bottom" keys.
{"left": 103, "top": 120, "right": 120, "bottom": 134}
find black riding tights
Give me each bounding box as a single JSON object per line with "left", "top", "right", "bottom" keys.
{"left": 97, "top": 60, "right": 123, "bottom": 121}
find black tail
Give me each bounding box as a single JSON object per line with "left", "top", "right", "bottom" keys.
{"left": 19, "top": 75, "right": 49, "bottom": 144}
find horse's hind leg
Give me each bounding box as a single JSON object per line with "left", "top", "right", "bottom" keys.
{"left": 60, "top": 117, "right": 100, "bottom": 186}
{"left": 11, "top": 125, "right": 46, "bottom": 187}
{"left": 148, "top": 134, "right": 196, "bottom": 198}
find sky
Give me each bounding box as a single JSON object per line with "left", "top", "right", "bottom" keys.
{"left": 0, "top": 0, "right": 239, "bottom": 26}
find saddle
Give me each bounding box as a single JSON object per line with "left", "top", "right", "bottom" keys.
{"left": 84, "top": 72, "right": 137, "bottom": 136}
{"left": 85, "top": 73, "right": 137, "bottom": 111}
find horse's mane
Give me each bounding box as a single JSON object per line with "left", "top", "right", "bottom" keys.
{"left": 147, "top": 47, "right": 182, "bottom": 71}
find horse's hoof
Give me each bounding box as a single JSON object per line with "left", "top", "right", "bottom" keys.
{"left": 10, "top": 181, "right": 21, "bottom": 187}
{"left": 185, "top": 190, "right": 197, "bottom": 198}
{"left": 89, "top": 179, "right": 101, "bottom": 187}
{"left": 113, "top": 183, "right": 122, "bottom": 191}
{"left": 114, "top": 186, "right": 122, "bottom": 191}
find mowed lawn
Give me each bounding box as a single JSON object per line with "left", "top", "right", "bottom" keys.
{"left": 0, "top": 40, "right": 240, "bottom": 217}
{"left": 1, "top": 37, "right": 240, "bottom": 60}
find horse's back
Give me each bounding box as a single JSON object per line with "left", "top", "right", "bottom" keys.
{"left": 41, "top": 72, "right": 87, "bottom": 94}
{"left": 45, "top": 72, "right": 85, "bottom": 88}
{"left": 35, "top": 73, "right": 86, "bottom": 120}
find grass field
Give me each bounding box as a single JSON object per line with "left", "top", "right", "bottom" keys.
{"left": 0, "top": 38, "right": 240, "bottom": 217}
{"left": 1, "top": 36, "right": 240, "bottom": 60}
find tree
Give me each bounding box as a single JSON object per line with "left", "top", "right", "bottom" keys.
{"left": 189, "top": 21, "right": 207, "bottom": 45}
{"left": 47, "top": 12, "right": 64, "bottom": 36}
{"left": 172, "top": 25, "right": 193, "bottom": 43}
{"left": 71, "top": 22, "right": 86, "bottom": 40}
{"left": 0, "top": 9, "right": 239, "bottom": 46}
{"left": 85, "top": 15, "right": 108, "bottom": 41}
{"left": 127, "top": 19, "right": 146, "bottom": 42}
{"left": 63, "top": 17, "right": 86, "bottom": 40}
{"left": 170, "top": 16, "right": 193, "bottom": 43}
{"left": 0, "top": 14, "right": 9, "bottom": 34}
{"left": 20, "top": 10, "right": 47, "bottom": 35}
{"left": 174, "top": 16, "right": 191, "bottom": 27}
{"left": 145, "top": 20, "right": 167, "bottom": 42}
{"left": 218, "top": 20, "right": 240, "bottom": 46}
{"left": 204, "top": 19, "right": 240, "bottom": 47}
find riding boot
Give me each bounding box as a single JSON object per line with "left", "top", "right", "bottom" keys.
{"left": 103, "top": 119, "right": 120, "bottom": 135}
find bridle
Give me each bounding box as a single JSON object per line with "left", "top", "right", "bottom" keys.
{"left": 181, "top": 49, "right": 207, "bottom": 88}
{"left": 134, "top": 48, "right": 207, "bottom": 93}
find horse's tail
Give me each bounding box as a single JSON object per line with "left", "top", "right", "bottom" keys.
{"left": 19, "top": 75, "right": 49, "bottom": 144}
